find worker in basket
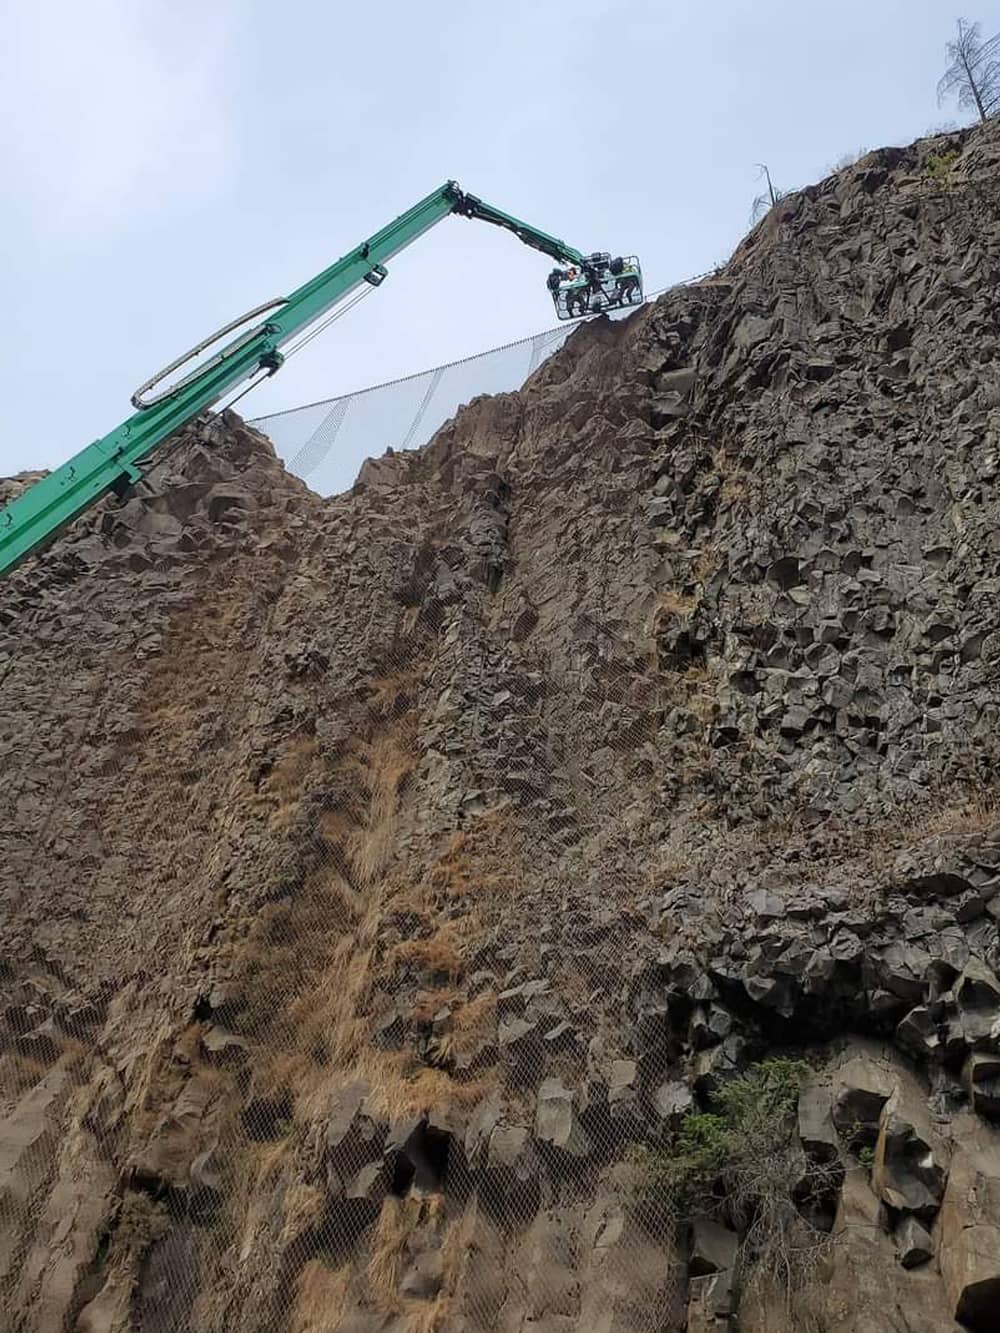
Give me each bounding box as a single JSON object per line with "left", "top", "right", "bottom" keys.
{"left": 611, "top": 256, "right": 640, "bottom": 305}
{"left": 566, "top": 284, "right": 588, "bottom": 318}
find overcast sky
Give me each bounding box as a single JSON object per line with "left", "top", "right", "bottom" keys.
{"left": 0, "top": 0, "right": 983, "bottom": 486}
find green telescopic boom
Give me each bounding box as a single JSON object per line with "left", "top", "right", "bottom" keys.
{"left": 0, "top": 182, "right": 589, "bottom": 578}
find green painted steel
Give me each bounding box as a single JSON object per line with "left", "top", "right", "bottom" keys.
{"left": 0, "top": 182, "right": 590, "bottom": 578}
{"left": 453, "top": 194, "right": 586, "bottom": 267}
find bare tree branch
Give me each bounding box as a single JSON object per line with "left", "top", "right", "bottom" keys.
{"left": 751, "top": 164, "right": 787, "bottom": 224}
{"left": 938, "top": 18, "right": 1000, "bottom": 122}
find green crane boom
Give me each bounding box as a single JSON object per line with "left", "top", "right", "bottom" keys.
{"left": 0, "top": 182, "right": 640, "bottom": 578}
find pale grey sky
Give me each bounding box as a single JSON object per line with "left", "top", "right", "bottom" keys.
{"left": 0, "top": 0, "right": 983, "bottom": 482}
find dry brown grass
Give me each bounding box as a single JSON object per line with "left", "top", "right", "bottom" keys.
{"left": 126, "top": 1019, "right": 228, "bottom": 1140}
{"left": 656, "top": 849, "right": 694, "bottom": 879}
{"left": 429, "top": 991, "right": 497, "bottom": 1069}
{"left": 366, "top": 1200, "right": 472, "bottom": 1331}
{"left": 350, "top": 1052, "right": 493, "bottom": 1121}
{"left": 367, "top": 1196, "right": 414, "bottom": 1313}
{"left": 317, "top": 807, "right": 358, "bottom": 844}
{"left": 857, "top": 789, "right": 1000, "bottom": 883}
{"left": 713, "top": 442, "right": 756, "bottom": 509}
{"left": 680, "top": 659, "right": 712, "bottom": 687}
{"left": 720, "top": 473, "right": 753, "bottom": 507}
{"left": 0, "top": 1051, "right": 61, "bottom": 1102}
{"left": 437, "top": 1211, "right": 473, "bottom": 1304}
{"left": 233, "top": 915, "right": 378, "bottom": 1129}
{"left": 901, "top": 791, "right": 1000, "bottom": 840}
{"left": 692, "top": 550, "right": 721, "bottom": 584}
{"left": 214, "top": 687, "right": 517, "bottom": 1271}
{"left": 264, "top": 735, "right": 321, "bottom": 831}
{"left": 302, "top": 859, "right": 363, "bottom": 923}
{"left": 411, "top": 987, "right": 461, "bottom": 1025}
{"left": 252, "top": 1134, "right": 296, "bottom": 1188}
{"left": 367, "top": 667, "right": 427, "bottom": 719}
{"left": 280, "top": 1183, "right": 327, "bottom": 1247}
{"left": 265, "top": 735, "right": 319, "bottom": 802}
{"left": 354, "top": 730, "right": 418, "bottom": 886}
{"left": 544, "top": 963, "right": 597, "bottom": 1009}
{"left": 397, "top": 826, "right": 507, "bottom": 911}
{"left": 399, "top": 1300, "right": 451, "bottom": 1333}
{"left": 238, "top": 894, "right": 362, "bottom": 1044}
{"left": 281, "top": 946, "right": 377, "bottom": 1122}
{"left": 450, "top": 991, "right": 496, "bottom": 1041}
{"left": 688, "top": 689, "right": 718, "bottom": 725}
{"left": 657, "top": 781, "right": 1000, "bottom": 908}
{"left": 652, "top": 589, "right": 697, "bottom": 620}
{"left": 114, "top": 634, "right": 520, "bottom": 1326}
{"left": 648, "top": 658, "right": 719, "bottom": 734}
{"left": 426, "top": 832, "right": 471, "bottom": 897}
{"left": 387, "top": 930, "right": 464, "bottom": 984}
{"left": 213, "top": 1111, "right": 302, "bottom": 1264}
{"left": 426, "top": 817, "right": 523, "bottom": 906}
{"left": 291, "top": 1259, "right": 353, "bottom": 1333}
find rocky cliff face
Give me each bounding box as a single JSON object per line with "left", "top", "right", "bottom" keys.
{"left": 4, "top": 118, "right": 1000, "bottom": 1332}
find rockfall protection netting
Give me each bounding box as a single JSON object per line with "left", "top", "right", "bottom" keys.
{"left": 249, "top": 280, "right": 696, "bottom": 496}
{"left": 13, "top": 140, "right": 1000, "bottom": 1330}
{"left": 1, "top": 265, "right": 763, "bottom": 1330}
{"left": 0, "top": 564, "right": 689, "bottom": 1331}
{"left": 251, "top": 323, "right": 575, "bottom": 496}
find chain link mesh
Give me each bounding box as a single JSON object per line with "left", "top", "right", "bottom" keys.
{"left": 252, "top": 322, "right": 577, "bottom": 494}
{"left": 0, "top": 283, "right": 756, "bottom": 1331}
{"left": 0, "top": 575, "right": 688, "bottom": 1332}
{"left": 7, "top": 165, "right": 1000, "bottom": 1333}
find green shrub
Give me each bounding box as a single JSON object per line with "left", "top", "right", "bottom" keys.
{"left": 641, "top": 1058, "right": 810, "bottom": 1208}
{"left": 630, "top": 1058, "right": 830, "bottom": 1301}
{"left": 927, "top": 149, "right": 960, "bottom": 182}
{"left": 716, "top": 1057, "right": 807, "bottom": 1119}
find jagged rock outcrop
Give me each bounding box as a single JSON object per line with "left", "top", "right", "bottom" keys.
{"left": 4, "top": 119, "right": 1000, "bottom": 1331}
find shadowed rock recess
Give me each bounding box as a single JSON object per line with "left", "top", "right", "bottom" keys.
{"left": 4, "top": 121, "right": 1000, "bottom": 1333}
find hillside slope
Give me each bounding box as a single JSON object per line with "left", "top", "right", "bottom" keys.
{"left": 3, "top": 119, "right": 1000, "bottom": 1332}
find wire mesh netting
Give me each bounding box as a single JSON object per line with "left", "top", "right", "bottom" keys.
{"left": 250, "top": 324, "right": 573, "bottom": 496}
{"left": 0, "top": 563, "right": 689, "bottom": 1330}
{"left": 12, "top": 166, "right": 1000, "bottom": 1332}
{"left": 1, "top": 288, "right": 745, "bottom": 1330}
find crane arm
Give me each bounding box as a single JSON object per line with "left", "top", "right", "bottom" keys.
{"left": 0, "top": 182, "right": 626, "bottom": 578}
{"left": 0, "top": 183, "right": 467, "bottom": 577}
{"left": 450, "top": 193, "right": 586, "bottom": 267}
